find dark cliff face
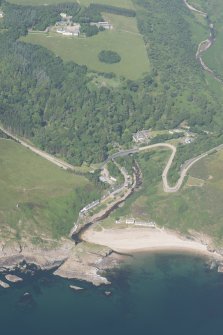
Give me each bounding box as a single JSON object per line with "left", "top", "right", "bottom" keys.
{"left": 0, "top": 255, "right": 64, "bottom": 274}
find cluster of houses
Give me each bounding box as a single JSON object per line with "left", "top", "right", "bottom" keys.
{"left": 56, "top": 13, "right": 80, "bottom": 36}
{"left": 56, "top": 24, "right": 80, "bottom": 36}
{"left": 54, "top": 12, "right": 112, "bottom": 37}
{"left": 169, "top": 128, "right": 194, "bottom": 144}
{"left": 133, "top": 128, "right": 195, "bottom": 145}
{"left": 116, "top": 218, "right": 156, "bottom": 228}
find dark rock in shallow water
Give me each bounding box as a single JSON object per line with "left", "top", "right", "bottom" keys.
{"left": 39, "top": 276, "right": 55, "bottom": 287}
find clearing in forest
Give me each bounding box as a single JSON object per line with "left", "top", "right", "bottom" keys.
{"left": 21, "top": 13, "right": 150, "bottom": 80}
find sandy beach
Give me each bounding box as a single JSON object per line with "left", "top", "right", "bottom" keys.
{"left": 82, "top": 226, "right": 220, "bottom": 258}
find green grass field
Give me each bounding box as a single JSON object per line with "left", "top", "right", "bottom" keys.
{"left": 7, "top": 0, "right": 134, "bottom": 9}
{"left": 101, "top": 148, "right": 223, "bottom": 245}
{"left": 21, "top": 13, "right": 150, "bottom": 79}
{"left": 0, "top": 139, "right": 99, "bottom": 242}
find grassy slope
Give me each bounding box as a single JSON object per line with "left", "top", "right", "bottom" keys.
{"left": 185, "top": 11, "right": 208, "bottom": 45}
{"left": 7, "top": 0, "right": 134, "bottom": 9}
{"left": 0, "top": 139, "right": 98, "bottom": 242}
{"left": 190, "top": 0, "right": 223, "bottom": 80}
{"left": 21, "top": 13, "right": 150, "bottom": 80}
{"left": 101, "top": 149, "right": 223, "bottom": 245}
{"left": 184, "top": 1, "right": 223, "bottom": 107}
{"left": 203, "top": 28, "right": 223, "bottom": 79}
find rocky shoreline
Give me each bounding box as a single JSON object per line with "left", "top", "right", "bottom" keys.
{"left": 0, "top": 228, "right": 223, "bottom": 287}
{"left": 0, "top": 238, "right": 124, "bottom": 286}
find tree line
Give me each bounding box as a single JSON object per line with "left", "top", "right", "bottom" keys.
{"left": 89, "top": 4, "right": 136, "bottom": 17}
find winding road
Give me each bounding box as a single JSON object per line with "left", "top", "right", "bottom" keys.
{"left": 105, "top": 142, "right": 223, "bottom": 193}
{"left": 1, "top": 125, "right": 223, "bottom": 194}
{"left": 72, "top": 141, "right": 223, "bottom": 237}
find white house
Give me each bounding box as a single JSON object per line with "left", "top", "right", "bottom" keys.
{"left": 56, "top": 24, "right": 80, "bottom": 36}
{"left": 184, "top": 137, "right": 194, "bottom": 144}
{"left": 90, "top": 21, "right": 113, "bottom": 30}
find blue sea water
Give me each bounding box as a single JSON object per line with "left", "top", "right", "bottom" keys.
{"left": 1, "top": 253, "right": 223, "bottom": 335}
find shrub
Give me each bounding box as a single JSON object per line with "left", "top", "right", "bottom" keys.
{"left": 98, "top": 50, "right": 121, "bottom": 64}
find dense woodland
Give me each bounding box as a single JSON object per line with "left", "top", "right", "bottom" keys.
{"left": 0, "top": 0, "right": 223, "bottom": 168}
{"left": 1, "top": 2, "right": 80, "bottom": 32}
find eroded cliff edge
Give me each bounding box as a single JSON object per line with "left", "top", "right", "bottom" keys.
{"left": 0, "top": 238, "right": 122, "bottom": 286}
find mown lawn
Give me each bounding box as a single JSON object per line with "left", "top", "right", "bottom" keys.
{"left": 0, "top": 139, "right": 99, "bottom": 241}
{"left": 21, "top": 13, "right": 150, "bottom": 80}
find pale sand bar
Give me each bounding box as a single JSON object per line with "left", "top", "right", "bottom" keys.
{"left": 83, "top": 226, "right": 221, "bottom": 258}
